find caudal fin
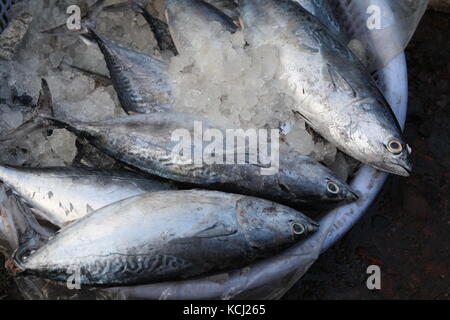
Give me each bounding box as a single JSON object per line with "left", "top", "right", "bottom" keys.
{"left": 0, "top": 79, "right": 55, "bottom": 142}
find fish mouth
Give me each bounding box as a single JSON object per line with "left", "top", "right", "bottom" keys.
{"left": 301, "top": 215, "right": 320, "bottom": 233}
{"left": 384, "top": 160, "right": 413, "bottom": 177}
{"left": 307, "top": 220, "right": 320, "bottom": 233}
{"left": 347, "top": 188, "right": 359, "bottom": 201}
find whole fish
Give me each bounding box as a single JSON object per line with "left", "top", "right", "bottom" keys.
{"left": 86, "top": 28, "right": 173, "bottom": 114}
{"left": 12, "top": 190, "right": 319, "bottom": 285}
{"left": 241, "top": 0, "right": 412, "bottom": 176}
{"left": 165, "top": 0, "right": 238, "bottom": 54}
{"left": 0, "top": 165, "right": 174, "bottom": 228}
{"left": 2, "top": 80, "right": 357, "bottom": 206}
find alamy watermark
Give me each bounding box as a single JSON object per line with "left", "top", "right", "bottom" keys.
{"left": 170, "top": 121, "right": 280, "bottom": 175}
{"left": 367, "top": 5, "right": 382, "bottom": 30}
{"left": 366, "top": 265, "right": 381, "bottom": 290}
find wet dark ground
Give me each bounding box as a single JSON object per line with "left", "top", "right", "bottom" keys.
{"left": 284, "top": 10, "right": 450, "bottom": 300}
{"left": 0, "top": 10, "right": 449, "bottom": 300}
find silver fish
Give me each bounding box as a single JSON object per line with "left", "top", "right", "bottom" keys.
{"left": 241, "top": 0, "right": 412, "bottom": 176}
{"left": 0, "top": 165, "right": 174, "bottom": 228}
{"left": 13, "top": 190, "right": 319, "bottom": 285}
{"left": 56, "top": 113, "right": 357, "bottom": 205}
{"left": 1, "top": 79, "right": 357, "bottom": 205}
{"left": 165, "top": 0, "right": 238, "bottom": 53}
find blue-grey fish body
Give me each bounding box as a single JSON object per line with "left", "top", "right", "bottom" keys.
{"left": 14, "top": 190, "right": 319, "bottom": 285}
{"left": 0, "top": 165, "right": 174, "bottom": 227}
{"left": 50, "top": 112, "right": 357, "bottom": 205}
{"left": 241, "top": 0, "right": 412, "bottom": 176}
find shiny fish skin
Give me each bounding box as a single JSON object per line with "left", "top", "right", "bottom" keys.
{"left": 0, "top": 165, "right": 174, "bottom": 227}
{"left": 204, "top": 0, "right": 240, "bottom": 21}
{"left": 87, "top": 28, "right": 174, "bottom": 114}
{"left": 241, "top": 0, "right": 412, "bottom": 176}
{"left": 15, "top": 190, "right": 319, "bottom": 285}
{"left": 165, "top": 0, "right": 238, "bottom": 53}
{"left": 292, "top": 0, "right": 344, "bottom": 36}
{"left": 48, "top": 111, "right": 357, "bottom": 205}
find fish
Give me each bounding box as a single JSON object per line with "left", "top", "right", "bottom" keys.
{"left": 1, "top": 79, "right": 357, "bottom": 206}
{"left": 11, "top": 190, "right": 319, "bottom": 285}
{"left": 165, "top": 0, "right": 238, "bottom": 54}
{"left": 85, "top": 28, "right": 174, "bottom": 114}
{"left": 240, "top": 0, "right": 412, "bottom": 176}
{"left": 0, "top": 164, "right": 175, "bottom": 228}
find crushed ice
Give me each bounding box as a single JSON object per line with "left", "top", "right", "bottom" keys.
{"left": 0, "top": 0, "right": 354, "bottom": 180}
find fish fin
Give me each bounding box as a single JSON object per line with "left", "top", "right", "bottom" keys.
{"left": 293, "top": 110, "right": 317, "bottom": 130}
{"left": 11, "top": 197, "right": 55, "bottom": 239}
{"left": 193, "top": 222, "right": 238, "bottom": 238}
{"left": 327, "top": 64, "right": 357, "bottom": 97}
{"left": 168, "top": 223, "right": 237, "bottom": 245}
{"left": 0, "top": 79, "right": 56, "bottom": 142}
{"left": 60, "top": 62, "right": 112, "bottom": 87}
{"left": 60, "top": 219, "right": 78, "bottom": 228}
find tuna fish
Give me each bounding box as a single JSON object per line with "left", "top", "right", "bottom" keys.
{"left": 12, "top": 190, "right": 319, "bottom": 285}
{"left": 240, "top": 0, "right": 412, "bottom": 176}
{"left": 0, "top": 164, "right": 174, "bottom": 228}
{"left": 1, "top": 79, "right": 358, "bottom": 206}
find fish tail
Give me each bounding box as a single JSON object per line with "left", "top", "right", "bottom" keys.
{"left": 0, "top": 79, "right": 58, "bottom": 142}
{"left": 104, "top": 1, "right": 178, "bottom": 55}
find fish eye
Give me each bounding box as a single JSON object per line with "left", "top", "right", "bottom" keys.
{"left": 387, "top": 139, "right": 403, "bottom": 154}
{"left": 291, "top": 222, "right": 306, "bottom": 235}
{"left": 326, "top": 181, "right": 340, "bottom": 194}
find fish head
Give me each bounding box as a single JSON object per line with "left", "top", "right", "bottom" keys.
{"left": 165, "top": 0, "right": 237, "bottom": 53}
{"left": 279, "top": 155, "right": 359, "bottom": 204}
{"left": 236, "top": 197, "right": 319, "bottom": 251}
{"left": 271, "top": 207, "right": 320, "bottom": 240}
{"left": 341, "top": 98, "right": 413, "bottom": 177}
